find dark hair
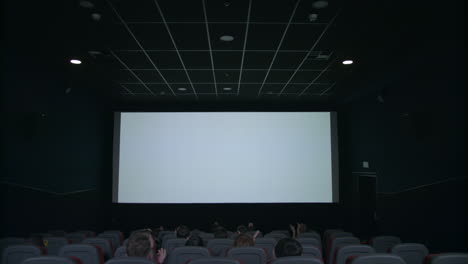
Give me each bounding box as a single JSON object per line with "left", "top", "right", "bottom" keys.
{"left": 237, "top": 225, "right": 247, "bottom": 234}
{"left": 214, "top": 228, "right": 228, "bottom": 238}
{"left": 185, "top": 235, "right": 204, "bottom": 246}
{"left": 234, "top": 234, "right": 254, "bottom": 247}
{"left": 177, "top": 225, "right": 190, "bottom": 239}
{"left": 127, "top": 231, "right": 153, "bottom": 258}
{"left": 274, "top": 238, "right": 303, "bottom": 258}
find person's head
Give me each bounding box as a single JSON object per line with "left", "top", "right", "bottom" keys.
{"left": 214, "top": 228, "right": 228, "bottom": 238}
{"left": 298, "top": 223, "right": 308, "bottom": 233}
{"left": 237, "top": 225, "right": 248, "bottom": 234}
{"left": 274, "top": 238, "right": 303, "bottom": 258}
{"left": 233, "top": 234, "right": 254, "bottom": 247}
{"left": 185, "top": 235, "right": 204, "bottom": 247}
{"left": 176, "top": 225, "right": 191, "bottom": 239}
{"left": 127, "top": 230, "right": 155, "bottom": 260}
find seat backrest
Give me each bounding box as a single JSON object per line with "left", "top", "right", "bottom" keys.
{"left": 102, "top": 232, "right": 123, "bottom": 246}
{"left": 167, "top": 247, "right": 210, "bottom": 264}
{"left": 65, "top": 234, "right": 87, "bottom": 244}
{"left": 370, "top": 237, "right": 401, "bottom": 253}
{"left": 162, "top": 234, "right": 178, "bottom": 247}
{"left": 59, "top": 244, "right": 104, "bottom": 264}
{"left": 326, "top": 232, "right": 353, "bottom": 256}
{"left": 254, "top": 238, "right": 277, "bottom": 260}
{"left": 114, "top": 247, "right": 127, "bottom": 258}
{"left": 328, "top": 237, "right": 360, "bottom": 264}
{"left": 206, "top": 239, "right": 234, "bottom": 257}
{"left": 301, "top": 246, "right": 322, "bottom": 258}
{"left": 21, "top": 256, "right": 77, "bottom": 264}
{"left": 390, "top": 243, "right": 428, "bottom": 264}
{"left": 2, "top": 245, "right": 42, "bottom": 264}
{"left": 44, "top": 237, "right": 69, "bottom": 255}
{"left": 189, "top": 257, "right": 240, "bottom": 264}
{"left": 97, "top": 234, "right": 118, "bottom": 251}
{"left": 334, "top": 245, "right": 375, "bottom": 264}
{"left": 104, "top": 257, "right": 154, "bottom": 264}
{"left": 163, "top": 239, "right": 188, "bottom": 254}
{"left": 296, "top": 238, "right": 321, "bottom": 249}
{"left": 297, "top": 232, "right": 321, "bottom": 241}
{"left": 425, "top": 253, "right": 468, "bottom": 264}
{"left": 76, "top": 231, "right": 95, "bottom": 238}
{"left": 271, "top": 256, "right": 323, "bottom": 264}
{"left": 83, "top": 238, "right": 113, "bottom": 259}
{"left": 323, "top": 230, "right": 343, "bottom": 244}
{"left": 264, "top": 233, "right": 287, "bottom": 242}
{"left": 1, "top": 238, "right": 25, "bottom": 261}
{"left": 158, "top": 231, "right": 174, "bottom": 241}
{"left": 227, "top": 247, "right": 267, "bottom": 264}
{"left": 349, "top": 254, "right": 406, "bottom": 264}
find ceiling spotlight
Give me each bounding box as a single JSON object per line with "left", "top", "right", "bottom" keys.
{"left": 342, "top": 60, "right": 353, "bottom": 65}
{"left": 91, "top": 13, "right": 101, "bottom": 21}
{"left": 312, "top": 0, "right": 328, "bottom": 9}
{"left": 223, "top": 87, "right": 232, "bottom": 91}
{"left": 79, "top": 0, "right": 95, "bottom": 8}
{"left": 308, "top": 13, "right": 318, "bottom": 22}
{"left": 70, "top": 59, "right": 82, "bottom": 65}
{"left": 220, "top": 35, "right": 234, "bottom": 42}
{"left": 177, "top": 87, "right": 187, "bottom": 91}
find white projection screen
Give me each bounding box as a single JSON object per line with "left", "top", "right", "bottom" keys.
{"left": 113, "top": 112, "right": 339, "bottom": 203}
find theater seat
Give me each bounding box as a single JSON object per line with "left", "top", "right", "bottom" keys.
{"left": 21, "top": 256, "right": 80, "bottom": 264}
{"left": 390, "top": 243, "right": 428, "bottom": 264}
{"left": 301, "top": 246, "right": 322, "bottom": 258}
{"left": 188, "top": 257, "right": 241, "bottom": 264}
{"left": 264, "top": 233, "right": 287, "bottom": 241}
{"left": 158, "top": 231, "right": 174, "bottom": 241}
{"left": 59, "top": 244, "right": 104, "bottom": 264}
{"left": 424, "top": 253, "right": 468, "bottom": 264}
{"left": 102, "top": 232, "right": 124, "bottom": 246}
{"left": 2, "top": 245, "right": 42, "bottom": 264}
{"left": 370, "top": 236, "right": 401, "bottom": 253}
{"left": 296, "top": 238, "right": 321, "bottom": 250}
{"left": 104, "top": 257, "right": 154, "bottom": 264}
{"left": 328, "top": 237, "right": 360, "bottom": 264}
{"left": 348, "top": 254, "right": 406, "bottom": 264}
{"left": 77, "top": 232, "right": 96, "bottom": 238}
{"left": 114, "top": 247, "right": 127, "bottom": 258}
{"left": 83, "top": 238, "right": 114, "bottom": 260}
{"left": 44, "top": 237, "right": 70, "bottom": 255}
{"left": 1, "top": 238, "right": 25, "bottom": 261}
{"left": 271, "top": 256, "right": 323, "bottom": 264}
{"left": 334, "top": 245, "right": 375, "bottom": 264}
{"left": 227, "top": 247, "right": 267, "bottom": 264}
{"left": 254, "top": 238, "right": 276, "bottom": 261}
{"left": 97, "top": 234, "right": 118, "bottom": 251}
{"left": 297, "top": 232, "right": 321, "bottom": 241}
{"left": 206, "top": 239, "right": 234, "bottom": 257}
{"left": 167, "top": 247, "right": 210, "bottom": 264}
{"left": 163, "top": 239, "right": 188, "bottom": 254}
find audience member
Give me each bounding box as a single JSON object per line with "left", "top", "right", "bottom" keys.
{"left": 127, "top": 230, "right": 166, "bottom": 263}
{"left": 237, "top": 225, "right": 248, "bottom": 234}
{"left": 185, "top": 235, "right": 204, "bottom": 246}
{"left": 274, "top": 238, "right": 303, "bottom": 258}
{"left": 234, "top": 234, "right": 254, "bottom": 247}
{"left": 214, "top": 228, "right": 229, "bottom": 238}
{"left": 176, "top": 225, "right": 191, "bottom": 239}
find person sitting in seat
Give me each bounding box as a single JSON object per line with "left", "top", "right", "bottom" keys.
{"left": 234, "top": 234, "right": 254, "bottom": 247}
{"left": 176, "top": 225, "right": 191, "bottom": 239}
{"left": 274, "top": 238, "right": 303, "bottom": 258}
{"left": 185, "top": 235, "right": 204, "bottom": 247}
{"left": 127, "top": 229, "right": 167, "bottom": 264}
{"left": 237, "top": 225, "right": 248, "bottom": 234}
{"left": 214, "top": 228, "right": 229, "bottom": 239}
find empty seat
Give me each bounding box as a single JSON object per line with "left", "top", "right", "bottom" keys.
{"left": 390, "top": 243, "right": 428, "bottom": 264}
{"left": 326, "top": 232, "right": 353, "bottom": 255}
{"left": 264, "top": 233, "right": 288, "bottom": 241}
{"left": 158, "top": 231, "right": 175, "bottom": 241}
{"left": 2, "top": 245, "right": 42, "bottom": 264}
{"left": 83, "top": 238, "right": 114, "bottom": 260}
{"left": 327, "top": 237, "right": 360, "bottom": 264}
{"left": 65, "top": 233, "right": 87, "bottom": 244}
{"left": 167, "top": 247, "right": 210, "bottom": 264}
{"left": 206, "top": 239, "right": 234, "bottom": 257}
{"left": 114, "top": 247, "right": 127, "bottom": 258}
{"left": 1, "top": 238, "right": 25, "bottom": 261}
{"left": 59, "top": 244, "right": 104, "bottom": 264}
{"left": 271, "top": 256, "right": 323, "bottom": 264}
{"left": 102, "top": 232, "right": 123, "bottom": 246}
{"left": 227, "top": 247, "right": 267, "bottom": 264}
{"left": 104, "top": 257, "right": 154, "bottom": 264}
{"left": 301, "top": 246, "right": 321, "bottom": 258}
{"left": 424, "top": 253, "right": 468, "bottom": 264}
{"left": 44, "top": 237, "right": 70, "bottom": 255}
{"left": 334, "top": 245, "right": 375, "bottom": 264}
{"left": 21, "top": 256, "right": 79, "bottom": 264}
{"left": 97, "top": 234, "right": 118, "bottom": 252}
{"left": 189, "top": 257, "right": 241, "bottom": 264}
{"left": 163, "top": 239, "right": 188, "bottom": 254}
{"left": 370, "top": 236, "right": 401, "bottom": 253}
{"left": 297, "top": 232, "right": 321, "bottom": 241}
{"left": 254, "top": 238, "right": 276, "bottom": 261}
{"left": 162, "top": 234, "right": 177, "bottom": 246}
{"left": 348, "top": 254, "right": 406, "bottom": 264}
{"left": 296, "top": 238, "right": 321, "bottom": 250}
{"left": 323, "top": 230, "right": 343, "bottom": 244}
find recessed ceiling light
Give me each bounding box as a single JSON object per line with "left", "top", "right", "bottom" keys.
{"left": 220, "top": 35, "right": 234, "bottom": 42}
{"left": 342, "top": 60, "right": 353, "bottom": 65}
{"left": 70, "top": 59, "right": 82, "bottom": 65}
{"left": 223, "top": 87, "right": 232, "bottom": 91}
{"left": 177, "top": 87, "right": 187, "bottom": 91}
{"left": 79, "top": 0, "right": 95, "bottom": 9}
{"left": 312, "top": 0, "right": 328, "bottom": 9}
